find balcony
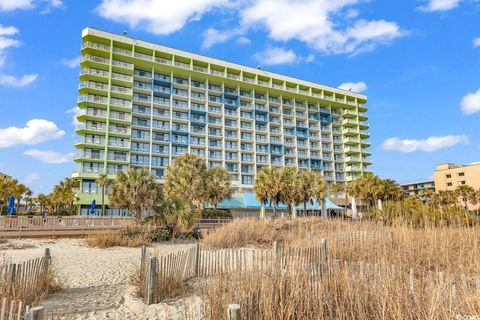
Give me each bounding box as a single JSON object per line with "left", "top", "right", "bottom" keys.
{"left": 112, "top": 47, "right": 132, "bottom": 56}
{"left": 112, "top": 60, "right": 133, "bottom": 70}
{"left": 155, "top": 57, "right": 173, "bottom": 65}
{"left": 134, "top": 52, "right": 153, "bottom": 61}
{"left": 82, "top": 41, "right": 110, "bottom": 52}
{"left": 174, "top": 61, "right": 190, "bottom": 69}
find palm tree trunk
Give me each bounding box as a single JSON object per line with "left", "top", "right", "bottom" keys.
{"left": 303, "top": 202, "right": 307, "bottom": 217}
{"left": 101, "top": 186, "right": 105, "bottom": 217}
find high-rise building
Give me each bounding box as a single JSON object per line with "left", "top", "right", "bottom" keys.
{"left": 73, "top": 27, "right": 371, "bottom": 215}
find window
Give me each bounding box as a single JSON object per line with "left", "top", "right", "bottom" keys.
{"left": 458, "top": 172, "right": 465, "bottom": 177}
{"left": 447, "top": 182, "right": 452, "bottom": 187}
{"left": 458, "top": 181, "right": 466, "bottom": 185}
{"left": 446, "top": 174, "right": 451, "bottom": 178}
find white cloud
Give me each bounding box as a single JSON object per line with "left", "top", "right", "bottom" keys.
{"left": 0, "top": 0, "right": 33, "bottom": 11}
{"left": 0, "top": 25, "right": 20, "bottom": 67}
{"left": 254, "top": 47, "right": 298, "bottom": 66}
{"left": 338, "top": 81, "right": 367, "bottom": 93}
{"left": 66, "top": 107, "right": 81, "bottom": 125}
{"left": 96, "top": 0, "right": 229, "bottom": 35}
{"left": 240, "top": 0, "right": 405, "bottom": 55}
{"left": 202, "top": 28, "right": 241, "bottom": 49}
{"left": 473, "top": 37, "right": 480, "bottom": 48}
{"left": 24, "top": 149, "right": 73, "bottom": 164}
{"left": 0, "top": 25, "right": 38, "bottom": 87}
{"left": 417, "top": 0, "right": 460, "bottom": 12}
{"left": 0, "top": 119, "right": 65, "bottom": 148}
{"left": 460, "top": 88, "right": 480, "bottom": 115}
{"left": 61, "top": 56, "right": 80, "bottom": 68}
{"left": 382, "top": 135, "right": 469, "bottom": 153}
{"left": 24, "top": 173, "right": 40, "bottom": 184}
{"left": 304, "top": 54, "right": 315, "bottom": 63}
{"left": 0, "top": 0, "right": 63, "bottom": 12}
{"left": 236, "top": 36, "right": 251, "bottom": 45}
{"left": 0, "top": 74, "right": 38, "bottom": 87}
{"left": 97, "top": 0, "right": 404, "bottom": 56}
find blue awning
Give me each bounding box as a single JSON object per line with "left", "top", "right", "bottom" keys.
{"left": 214, "top": 193, "right": 342, "bottom": 210}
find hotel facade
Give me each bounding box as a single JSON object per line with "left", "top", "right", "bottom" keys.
{"left": 73, "top": 28, "right": 371, "bottom": 214}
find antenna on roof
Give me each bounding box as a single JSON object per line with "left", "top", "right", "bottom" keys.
{"left": 123, "top": 31, "right": 128, "bottom": 36}
{"left": 257, "top": 65, "right": 262, "bottom": 70}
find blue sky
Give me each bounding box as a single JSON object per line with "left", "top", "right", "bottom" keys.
{"left": 0, "top": 0, "right": 479, "bottom": 194}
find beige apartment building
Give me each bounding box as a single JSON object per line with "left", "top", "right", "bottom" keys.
{"left": 0, "top": 172, "right": 11, "bottom": 181}
{"left": 434, "top": 162, "right": 480, "bottom": 191}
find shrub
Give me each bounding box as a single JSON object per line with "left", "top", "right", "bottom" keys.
{"left": 201, "top": 209, "right": 232, "bottom": 218}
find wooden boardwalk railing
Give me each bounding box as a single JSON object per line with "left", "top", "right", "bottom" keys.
{"left": 0, "top": 217, "right": 131, "bottom": 238}
{"left": 0, "top": 216, "right": 235, "bottom": 238}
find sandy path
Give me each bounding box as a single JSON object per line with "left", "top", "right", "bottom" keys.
{"left": 0, "top": 239, "right": 202, "bottom": 319}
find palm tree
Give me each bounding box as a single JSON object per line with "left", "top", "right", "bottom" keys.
{"left": 96, "top": 174, "right": 110, "bottom": 216}
{"left": 164, "top": 154, "right": 208, "bottom": 209}
{"left": 109, "top": 168, "right": 163, "bottom": 224}
{"left": 313, "top": 173, "right": 328, "bottom": 216}
{"left": 278, "top": 167, "right": 298, "bottom": 220}
{"left": 159, "top": 197, "right": 201, "bottom": 238}
{"left": 380, "top": 179, "right": 403, "bottom": 202}
{"left": 37, "top": 193, "right": 50, "bottom": 214}
{"left": 294, "top": 169, "right": 317, "bottom": 216}
{"left": 254, "top": 167, "right": 282, "bottom": 217}
{"left": 12, "top": 181, "right": 30, "bottom": 213}
{"left": 420, "top": 189, "right": 434, "bottom": 204}
{"left": 455, "top": 185, "right": 476, "bottom": 211}
{"left": 205, "top": 167, "right": 233, "bottom": 208}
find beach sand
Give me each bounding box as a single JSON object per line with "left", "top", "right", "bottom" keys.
{"left": 0, "top": 239, "right": 202, "bottom": 319}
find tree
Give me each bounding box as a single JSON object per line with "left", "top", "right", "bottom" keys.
{"left": 294, "top": 169, "right": 317, "bottom": 216}
{"left": 420, "top": 189, "right": 434, "bottom": 204}
{"left": 455, "top": 185, "right": 476, "bottom": 211}
{"left": 278, "top": 167, "right": 298, "bottom": 220}
{"left": 109, "top": 168, "right": 163, "bottom": 224}
{"left": 254, "top": 167, "right": 282, "bottom": 217}
{"left": 37, "top": 193, "right": 51, "bottom": 214}
{"left": 379, "top": 179, "right": 403, "bottom": 202}
{"left": 164, "top": 154, "right": 208, "bottom": 209}
{"left": 205, "top": 167, "right": 233, "bottom": 208}
{"left": 313, "top": 173, "right": 328, "bottom": 215}
{"left": 96, "top": 174, "right": 111, "bottom": 216}
{"left": 159, "top": 197, "right": 201, "bottom": 238}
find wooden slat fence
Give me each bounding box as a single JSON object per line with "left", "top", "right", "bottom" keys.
{"left": 140, "top": 238, "right": 480, "bottom": 311}
{"left": 0, "top": 249, "right": 53, "bottom": 320}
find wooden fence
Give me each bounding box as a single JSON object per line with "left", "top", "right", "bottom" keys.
{"left": 0, "top": 249, "right": 53, "bottom": 320}
{"left": 139, "top": 238, "right": 480, "bottom": 309}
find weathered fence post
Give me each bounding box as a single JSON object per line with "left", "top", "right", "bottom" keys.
{"left": 450, "top": 274, "right": 457, "bottom": 304}
{"left": 195, "top": 242, "right": 200, "bottom": 277}
{"left": 30, "top": 306, "right": 44, "bottom": 320}
{"left": 227, "top": 304, "right": 241, "bottom": 320}
{"left": 9, "top": 264, "right": 16, "bottom": 283}
{"left": 140, "top": 245, "right": 146, "bottom": 279}
{"left": 146, "top": 256, "right": 157, "bottom": 305}
{"left": 273, "top": 241, "right": 279, "bottom": 265}
{"left": 320, "top": 238, "right": 327, "bottom": 260}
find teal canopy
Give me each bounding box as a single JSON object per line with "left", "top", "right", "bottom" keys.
{"left": 214, "top": 193, "right": 342, "bottom": 210}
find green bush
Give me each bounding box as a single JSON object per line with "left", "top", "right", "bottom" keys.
{"left": 201, "top": 209, "right": 232, "bottom": 218}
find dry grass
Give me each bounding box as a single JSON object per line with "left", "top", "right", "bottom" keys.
{"left": 193, "top": 217, "right": 480, "bottom": 319}
{"left": 0, "top": 258, "right": 62, "bottom": 306}
{"left": 201, "top": 264, "right": 480, "bottom": 320}
{"left": 202, "top": 218, "right": 480, "bottom": 274}
{"left": 130, "top": 264, "right": 188, "bottom": 303}
{"left": 84, "top": 232, "right": 149, "bottom": 248}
